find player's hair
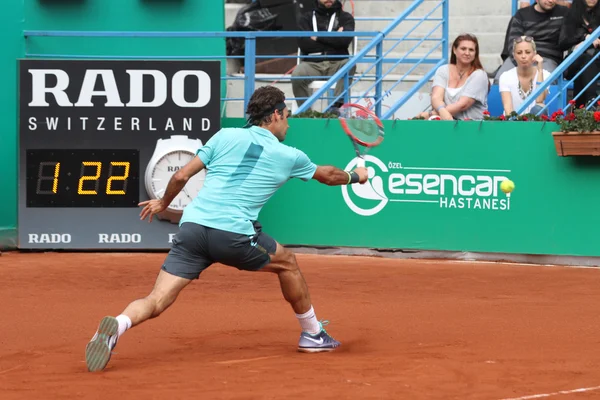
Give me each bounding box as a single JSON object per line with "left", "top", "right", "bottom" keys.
{"left": 246, "top": 86, "right": 286, "bottom": 126}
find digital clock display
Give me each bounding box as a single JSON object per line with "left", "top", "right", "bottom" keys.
{"left": 26, "top": 149, "right": 140, "bottom": 207}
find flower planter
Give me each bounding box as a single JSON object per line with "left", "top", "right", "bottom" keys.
{"left": 552, "top": 131, "right": 600, "bottom": 156}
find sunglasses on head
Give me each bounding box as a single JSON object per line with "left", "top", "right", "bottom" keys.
{"left": 514, "top": 36, "right": 534, "bottom": 44}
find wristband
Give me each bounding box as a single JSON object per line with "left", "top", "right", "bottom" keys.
{"left": 435, "top": 105, "right": 446, "bottom": 112}
{"left": 346, "top": 171, "right": 360, "bottom": 184}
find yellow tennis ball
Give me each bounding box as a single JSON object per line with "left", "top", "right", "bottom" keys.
{"left": 500, "top": 179, "right": 515, "bottom": 194}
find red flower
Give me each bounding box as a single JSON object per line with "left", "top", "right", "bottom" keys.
{"left": 597, "top": 101, "right": 600, "bottom": 106}
{"left": 499, "top": 115, "right": 506, "bottom": 120}
{"left": 580, "top": 104, "right": 585, "bottom": 109}
{"left": 594, "top": 111, "right": 600, "bottom": 122}
{"left": 569, "top": 100, "right": 577, "bottom": 105}
{"left": 541, "top": 114, "right": 549, "bottom": 121}
{"left": 551, "top": 116, "right": 557, "bottom": 122}
{"left": 556, "top": 110, "right": 565, "bottom": 116}
{"left": 565, "top": 113, "right": 576, "bottom": 121}
{"left": 522, "top": 116, "right": 528, "bottom": 121}
{"left": 483, "top": 110, "right": 490, "bottom": 116}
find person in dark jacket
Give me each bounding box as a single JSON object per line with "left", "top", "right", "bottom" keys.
{"left": 494, "top": 0, "right": 569, "bottom": 84}
{"left": 559, "top": 0, "right": 600, "bottom": 107}
{"left": 520, "top": 0, "right": 572, "bottom": 8}
{"left": 292, "top": 0, "right": 356, "bottom": 109}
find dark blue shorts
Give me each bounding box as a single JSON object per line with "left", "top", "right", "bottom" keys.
{"left": 162, "top": 221, "right": 277, "bottom": 280}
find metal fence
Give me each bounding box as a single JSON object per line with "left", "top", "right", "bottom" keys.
{"left": 24, "top": 0, "right": 448, "bottom": 120}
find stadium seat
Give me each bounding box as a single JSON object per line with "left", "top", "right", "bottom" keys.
{"left": 487, "top": 84, "right": 566, "bottom": 117}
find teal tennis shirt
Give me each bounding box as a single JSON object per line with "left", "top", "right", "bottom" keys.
{"left": 180, "top": 125, "right": 317, "bottom": 235}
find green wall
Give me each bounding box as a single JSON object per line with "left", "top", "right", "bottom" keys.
{"left": 0, "top": 1, "right": 24, "bottom": 249}
{"left": 23, "top": 1, "right": 225, "bottom": 59}
{"left": 225, "top": 118, "right": 598, "bottom": 258}
{"left": 1, "top": 0, "right": 225, "bottom": 249}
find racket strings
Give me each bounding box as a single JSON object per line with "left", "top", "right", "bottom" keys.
{"left": 342, "top": 110, "right": 380, "bottom": 143}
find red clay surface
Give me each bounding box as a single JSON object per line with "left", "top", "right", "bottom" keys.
{"left": 1, "top": 252, "right": 600, "bottom": 400}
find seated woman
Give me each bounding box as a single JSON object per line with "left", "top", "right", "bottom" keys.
{"left": 417, "top": 33, "right": 489, "bottom": 120}
{"left": 559, "top": 0, "right": 600, "bottom": 108}
{"left": 499, "top": 36, "right": 551, "bottom": 116}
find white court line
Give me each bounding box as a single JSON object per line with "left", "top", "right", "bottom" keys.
{"left": 214, "top": 355, "right": 282, "bottom": 365}
{"left": 402, "top": 167, "right": 511, "bottom": 173}
{"left": 499, "top": 385, "right": 600, "bottom": 400}
{"left": 295, "top": 254, "right": 600, "bottom": 270}
{"left": 0, "top": 365, "right": 22, "bottom": 375}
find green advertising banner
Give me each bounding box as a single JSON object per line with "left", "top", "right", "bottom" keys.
{"left": 223, "top": 118, "right": 596, "bottom": 257}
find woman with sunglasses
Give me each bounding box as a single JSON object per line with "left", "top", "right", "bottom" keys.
{"left": 416, "top": 33, "right": 489, "bottom": 120}
{"left": 559, "top": 0, "right": 600, "bottom": 107}
{"left": 499, "top": 36, "right": 551, "bottom": 116}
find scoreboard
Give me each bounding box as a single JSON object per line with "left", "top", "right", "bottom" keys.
{"left": 18, "top": 59, "right": 221, "bottom": 249}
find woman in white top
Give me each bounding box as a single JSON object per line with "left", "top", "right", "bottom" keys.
{"left": 417, "top": 33, "right": 489, "bottom": 120}
{"left": 499, "top": 36, "right": 551, "bottom": 116}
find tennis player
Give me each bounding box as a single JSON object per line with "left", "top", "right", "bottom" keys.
{"left": 85, "top": 85, "right": 368, "bottom": 372}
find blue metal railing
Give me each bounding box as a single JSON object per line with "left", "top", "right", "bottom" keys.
{"left": 23, "top": 0, "right": 449, "bottom": 119}
{"left": 23, "top": 30, "right": 374, "bottom": 114}
{"left": 516, "top": 26, "right": 600, "bottom": 115}
{"left": 295, "top": 0, "right": 448, "bottom": 119}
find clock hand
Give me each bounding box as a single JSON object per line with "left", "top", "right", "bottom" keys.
{"left": 183, "top": 187, "right": 193, "bottom": 200}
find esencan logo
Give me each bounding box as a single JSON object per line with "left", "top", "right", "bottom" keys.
{"left": 341, "top": 156, "right": 512, "bottom": 216}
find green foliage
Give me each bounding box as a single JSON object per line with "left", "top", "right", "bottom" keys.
{"left": 483, "top": 111, "right": 547, "bottom": 122}
{"left": 556, "top": 102, "right": 600, "bottom": 133}
{"left": 291, "top": 110, "right": 339, "bottom": 119}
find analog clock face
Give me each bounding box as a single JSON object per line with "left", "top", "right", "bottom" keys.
{"left": 148, "top": 150, "right": 206, "bottom": 211}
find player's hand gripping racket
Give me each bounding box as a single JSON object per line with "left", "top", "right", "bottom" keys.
{"left": 338, "top": 103, "right": 385, "bottom": 168}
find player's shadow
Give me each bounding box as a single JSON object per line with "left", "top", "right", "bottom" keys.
{"left": 328, "top": 338, "right": 370, "bottom": 354}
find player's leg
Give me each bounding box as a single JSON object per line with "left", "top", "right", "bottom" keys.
{"left": 86, "top": 223, "right": 212, "bottom": 372}
{"left": 261, "top": 242, "right": 341, "bottom": 353}
{"left": 210, "top": 222, "right": 340, "bottom": 353}
{"left": 260, "top": 243, "right": 311, "bottom": 314}
{"left": 86, "top": 270, "right": 191, "bottom": 372}
{"left": 119, "top": 269, "right": 192, "bottom": 326}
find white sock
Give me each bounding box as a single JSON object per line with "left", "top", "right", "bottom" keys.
{"left": 116, "top": 315, "right": 132, "bottom": 337}
{"left": 295, "top": 306, "right": 321, "bottom": 335}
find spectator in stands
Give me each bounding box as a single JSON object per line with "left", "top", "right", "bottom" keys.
{"left": 559, "top": 0, "right": 600, "bottom": 107}
{"left": 499, "top": 36, "right": 551, "bottom": 115}
{"left": 292, "top": 0, "right": 356, "bottom": 110}
{"left": 494, "top": 0, "right": 569, "bottom": 84}
{"left": 416, "top": 34, "right": 489, "bottom": 121}
{"left": 520, "top": 0, "right": 572, "bottom": 8}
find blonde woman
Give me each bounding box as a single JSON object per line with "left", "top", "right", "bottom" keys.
{"left": 499, "top": 36, "right": 551, "bottom": 115}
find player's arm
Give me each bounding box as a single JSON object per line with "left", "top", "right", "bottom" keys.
{"left": 139, "top": 156, "right": 206, "bottom": 222}
{"left": 290, "top": 150, "right": 367, "bottom": 186}
{"left": 312, "top": 165, "right": 368, "bottom": 186}
{"left": 161, "top": 156, "right": 206, "bottom": 206}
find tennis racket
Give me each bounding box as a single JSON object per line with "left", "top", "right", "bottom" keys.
{"left": 338, "top": 103, "right": 385, "bottom": 167}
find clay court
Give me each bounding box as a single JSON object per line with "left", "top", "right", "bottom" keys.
{"left": 2, "top": 252, "right": 600, "bottom": 400}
